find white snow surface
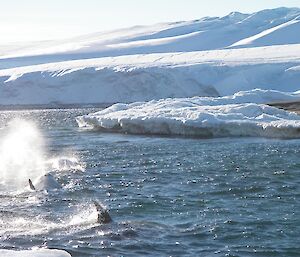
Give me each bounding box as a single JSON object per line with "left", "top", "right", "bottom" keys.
{"left": 1, "top": 7, "right": 300, "bottom": 68}
{"left": 1, "top": 44, "right": 300, "bottom": 105}
{"left": 230, "top": 16, "right": 300, "bottom": 48}
{"left": 76, "top": 89, "right": 300, "bottom": 138}
{"left": 0, "top": 249, "right": 71, "bottom": 257}
{"left": 0, "top": 7, "right": 300, "bottom": 106}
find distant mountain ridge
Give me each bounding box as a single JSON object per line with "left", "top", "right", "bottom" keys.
{"left": 1, "top": 7, "right": 300, "bottom": 68}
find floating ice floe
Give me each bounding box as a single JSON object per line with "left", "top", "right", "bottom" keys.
{"left": 0, "top": 249, "right": 71, "bottom": 257}
{"left": 76, "top": 89, "right": 300, "bottom": 138}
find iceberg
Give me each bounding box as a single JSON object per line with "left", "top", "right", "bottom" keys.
{"left": 76, "top": 89, "right": 300, "bottom": 138}
{"left": 0, "top": 249, "right": 71, "bottom": 257}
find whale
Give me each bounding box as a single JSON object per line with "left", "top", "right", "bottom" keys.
{"left": 93, "top": 201, "right": 112, "bottom": 224}
{"left": 28, "top": 173, "right": 62, "bottom": 191}
{"left": 28, "top": 174, "right": 112, "bottom": 224}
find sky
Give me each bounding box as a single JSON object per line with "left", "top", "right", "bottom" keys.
{"left": 1, "top": 0, "right": 300, "bottom": 44}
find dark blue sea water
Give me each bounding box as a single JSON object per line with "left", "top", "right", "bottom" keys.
{"left": 0, "top": 108, "right": 299, "bottom": 257}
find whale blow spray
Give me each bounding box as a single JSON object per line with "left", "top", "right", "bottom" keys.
{"left": 0, "top": 119, "right": 46, "bottom": 189}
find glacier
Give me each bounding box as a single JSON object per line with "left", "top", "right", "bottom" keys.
{"left": 1, "top": 44, "right": 300, "bottom": 105}
{"left": 1, "top": 8, "right": 300, "bottom": 105}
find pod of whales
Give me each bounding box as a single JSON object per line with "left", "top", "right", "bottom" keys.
{"left": 28, "top": 173, "right": 112, "bottom": 224}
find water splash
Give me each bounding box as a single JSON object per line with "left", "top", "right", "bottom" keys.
{"left": 68, "top": 203, "right": 99, "bottom": 226}
{"left": 0, "top": 119, "right": 86, "bottom": 192}
{"left": 48, "top": 155, "right": 85, "bottom": 172}
{"left": 0, "top": 202, "right": 100, "bottom": 237}
{"left": 0, "top": 119, "right": 46, "bottom": 188}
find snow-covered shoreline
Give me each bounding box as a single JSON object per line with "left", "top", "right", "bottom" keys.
{"left": 1, "top": 44, "right": 300, "bottom": 105}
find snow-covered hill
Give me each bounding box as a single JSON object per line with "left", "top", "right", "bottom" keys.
{"left": 1, "top": 7, "right": 300, "bottom": 68}
{"left": 0, "top": 7, "right": 300, "bottom": 106}
{"left": 1, "top": 44, "right": 300, "bottom": 105}
{"left": 230, "top": 15, "right": 300, "bottom": 48}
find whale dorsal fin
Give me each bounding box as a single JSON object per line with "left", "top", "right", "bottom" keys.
{"left": 93, "top": 201, "right": 112, "bottom": 224}
{"left": 28, "top": 179, "right": 36, "bottom": 191}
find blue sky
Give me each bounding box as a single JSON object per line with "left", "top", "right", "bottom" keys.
{"left": 1, "top": 0, "right": 300, "bottom": 43}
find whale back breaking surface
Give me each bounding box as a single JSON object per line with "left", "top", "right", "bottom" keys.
{"left": 31, "top": 173, "right": 62, "bottom": 191}
{"left": 94, "top": 201, "right": 112, "bottom": 224}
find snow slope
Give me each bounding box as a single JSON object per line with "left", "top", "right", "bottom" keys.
{"left": 0, "top": 7, "right": 300, "bottom": 106}
{"left": 230, "top": 16, "right": 300, "bottom": 48}
{"left": 76, "top": 89, "right": 300, "bottom": 138}
{"left": 1, "top": 7, "right": 300, "bottom": 69}
{"left": 1, "top": 44, "right": 300, "bottom": 105}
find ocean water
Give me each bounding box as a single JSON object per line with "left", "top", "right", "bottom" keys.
{"left": 0, "top": 108, "right": 299, "bottom": 257}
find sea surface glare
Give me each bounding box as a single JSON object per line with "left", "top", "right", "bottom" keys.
{"left": 0, "top": 108, "right": 299, "bottom": 257}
